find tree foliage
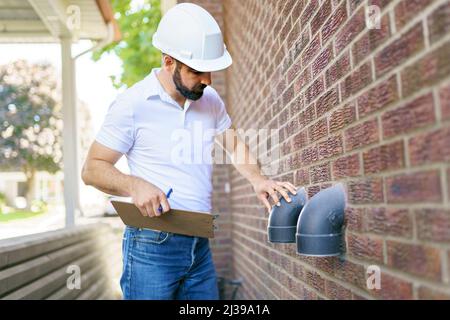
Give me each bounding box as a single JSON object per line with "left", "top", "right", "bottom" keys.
{"left": 92, "top": 0, "right": 162, "bottom": 88}
{"left": 0, "top": 60, "right": 63, "bottom": 204}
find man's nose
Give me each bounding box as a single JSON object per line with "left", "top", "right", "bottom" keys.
{"left": 200, "top": 72, "right": 212, "bottom": 86}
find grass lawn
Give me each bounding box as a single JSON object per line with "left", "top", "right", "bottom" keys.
{"left": 0, "top": 209, "right": 47, "bottom": 223}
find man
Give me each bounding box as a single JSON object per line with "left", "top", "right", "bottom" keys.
{"left": 81, "top": 3, "right": 296, "bottom": 300}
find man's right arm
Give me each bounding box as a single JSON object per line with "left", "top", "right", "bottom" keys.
{"left": 81, "top": 141, "right": 170, "bottom": 217}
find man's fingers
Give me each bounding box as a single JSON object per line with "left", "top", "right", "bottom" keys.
{"left": 144, "top": 203, "right": 155, "bottom": 217}
{"left": 274, "top": 185, "right": 291, "bottom": 203}
{"left": 152, "top": 201, "right": 161, "bottom": 217}
{"left": 269, "top": 189, "right": 280, "bottom": 206}
{"left": 159, "top": 195, "right": 170, "bottom": 213}
{"left": 287, "top": 182, "right": 297, "bottom": 194}
{"left": 276, "top": 181, "right": 297, "bottom": 195}
{"left": 137, "top": 205, "right": 148, "bottom": 217}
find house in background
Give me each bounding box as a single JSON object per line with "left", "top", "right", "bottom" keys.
{"left": 0, "top": 169, "right": 63, "bottom": 208}
{"left": 0, "top": 99, "right": 93, "bottom": 209}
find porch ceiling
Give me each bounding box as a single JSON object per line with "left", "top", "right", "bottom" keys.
{"left": 0, "top": 0, "right": 120, "bottom": 43}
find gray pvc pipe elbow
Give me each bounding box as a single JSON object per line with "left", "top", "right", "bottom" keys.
{"left": 267, "top": 187, "right": 308, "bottom": 243}
{"left": 296, "top": 183, "right": 346, "bottom": 257}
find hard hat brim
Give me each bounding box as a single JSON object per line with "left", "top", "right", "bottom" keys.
{"left": 177, "top": 49, "right": 233, "bottom": 72}
{"left": 153, "top": 33, "right": 233, "bottom": 72}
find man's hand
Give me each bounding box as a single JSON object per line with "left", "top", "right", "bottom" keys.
{"left": 129, "top": 176, "right": 170, "bottom": 217}
{"left": 251, "top": 178, "right": 298, "bottom": 213}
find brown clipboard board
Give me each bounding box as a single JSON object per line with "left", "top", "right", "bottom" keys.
{"left": 111, "top": 200, "right": 216, "bottom": 238}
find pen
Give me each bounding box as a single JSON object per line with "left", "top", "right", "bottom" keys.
{"left": 158, "top": 187, "right": 173, "bottom": 214}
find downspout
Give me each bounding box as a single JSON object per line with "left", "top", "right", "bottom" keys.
{"left": 296, "top": 183, "right": 346, "bottom": 257}
{"left": 73, "top": 22, "right": 114, "bottom": 59}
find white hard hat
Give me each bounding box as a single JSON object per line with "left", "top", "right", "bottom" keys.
{"left": 152, "top": 3, "right": 232, "bottom": 72}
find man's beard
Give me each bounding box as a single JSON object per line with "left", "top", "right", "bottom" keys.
{"left": 173, "top": 64, "right": 206, "bottom": 101}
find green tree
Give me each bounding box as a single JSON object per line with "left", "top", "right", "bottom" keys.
{"left": 0, "top": 60, "right": 63, "bottom": 208}
{"left": 92, "top": 0, "right": 162, "bottom": 88}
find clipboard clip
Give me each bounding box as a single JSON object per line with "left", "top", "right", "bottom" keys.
{"left": 212, "top": 214, "right": 220, "bottom": 220}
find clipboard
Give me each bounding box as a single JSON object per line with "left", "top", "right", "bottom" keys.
{"left": 111, "top": 200, "right": 217, "bottom": 238}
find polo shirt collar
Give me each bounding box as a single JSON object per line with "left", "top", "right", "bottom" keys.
{"left": 145, "top": 68, "right": 193, "bottom": 111}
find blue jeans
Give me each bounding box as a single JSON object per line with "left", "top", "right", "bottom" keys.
{"left": 120, "top": 226, "right": 219, "bottom": 300}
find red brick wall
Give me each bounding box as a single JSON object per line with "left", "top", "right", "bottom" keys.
{"left": 180, "top": 0, "right": 450, "bottom": 299}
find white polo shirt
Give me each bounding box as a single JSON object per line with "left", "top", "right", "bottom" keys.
{"left": 95, "top": 67, "right": 232, "bottom": 212}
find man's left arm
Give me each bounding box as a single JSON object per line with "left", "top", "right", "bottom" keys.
{"left": 215, "top": 125, "right": 297, "bottom": 213}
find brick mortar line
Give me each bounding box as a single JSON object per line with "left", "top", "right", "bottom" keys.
{"left": 230, "top": 212, "right": 266, "bottom": 220}
{"left": 423, "top": 17, "right": 431, "bottom": 51}
{"left": 227, "top": 187, "right": 254, "bottom": 194}
{"left": 396, "top": 70, "right": 403, "bottom": 99}
{"left": 233, "top": 211, "right": 267, "bottom": 218}
{"left": 434, "top": 86, "right": 443, "bottom": 125}
{"left": 388, "top": 5, "right": 396, "bottom": 36}
{"left": 232, "top": 226, "right": 374, "bottom": 300}
{"left": 444, "top": 165, "right": 450, "bottom": 207}
{"left": 232, "top": 213, "right": 268, "bottom": 223}
{"left": 441, "top": 165, "right": 450, "bottom": 206}
{"left": 227, "top": 195, "right": 260, "bottom": 202}
{"left": 346, "top": 0, "right": 351, "bottom": 18}
{"left": 346, "top": 229, "right": 450, "bottom": 250}
{"left": 230, "top": 215, "right": 266, "bottom": 222}
{"left": 342, "top": 202, "right": 449, "bottom": 211}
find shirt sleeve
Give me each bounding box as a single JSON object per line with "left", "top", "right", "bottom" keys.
{"left": 95, "top": 97, "right": 134, "bottom": 154}
{"left": 215, "top": 96, "right": 232, "bottom": 135}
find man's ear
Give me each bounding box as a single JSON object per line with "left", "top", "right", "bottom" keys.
{"left": 162, "top": 54, "right": 175, "bottom": 71}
